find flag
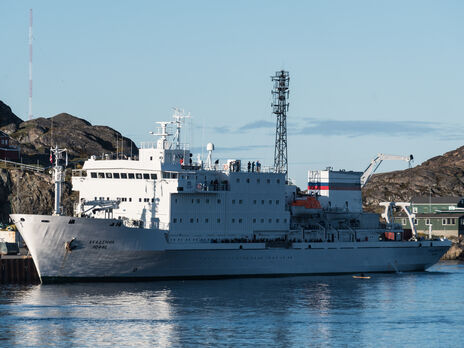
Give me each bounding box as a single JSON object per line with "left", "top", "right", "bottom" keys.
{"left": 50, "top": 153, "right": 53, "bottom": 163}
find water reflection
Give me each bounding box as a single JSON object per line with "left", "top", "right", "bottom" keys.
{"left": 0, "top": 263, "right": 463, "bottom": 347}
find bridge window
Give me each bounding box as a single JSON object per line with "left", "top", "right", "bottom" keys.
{"left": 136, "top": 173, "right": 142, "bottom": 179}
{"left": 91, "top": 172, "right": 97, "bottom": 178}
{"left": 128, "top": 173, "right": 135, "bottom": 179}
{"left": 106, "top": 173, "right": 112, "bottom": 178}
{"left": 121, "top": 173, "right": 128, "bottom": 179}
{"left": 143, "top": 173, "right": 150, "bottom": 179}
{"left": 150, "top": 173, "right": 157, "bottom": 179}
{"left": 98, "top": 173, "right": 104, "bottom": 178}
{"left": 113, "top": 173, "right": 120, "bottom": 179}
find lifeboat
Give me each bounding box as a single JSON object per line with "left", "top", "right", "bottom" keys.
{"left": 290, "top": 196, "right": 322, "bottom": 216}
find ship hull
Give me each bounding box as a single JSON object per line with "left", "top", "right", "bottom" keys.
{"left": 11, "top": 214, "right": 451, "bottom": 283}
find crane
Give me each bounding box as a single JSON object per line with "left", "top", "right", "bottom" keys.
{"left": 361, "top": 153, "right": 413, "bottom": 187}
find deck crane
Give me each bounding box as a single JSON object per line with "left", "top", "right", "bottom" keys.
{"left": 361, "top": 153, "right": 413, "bottom": 188}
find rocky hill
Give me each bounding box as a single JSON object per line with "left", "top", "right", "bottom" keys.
{"left": 0, "top": 100, "right": 138, "bottom": 222}
{"left": 0, "top": 101, "right": 22, "bottom": 130}
{"left": 0, "top": 102, "right": 138, "bottom": 165}
{"left": 362, "top": 145, "right": 464, "bottom": 212}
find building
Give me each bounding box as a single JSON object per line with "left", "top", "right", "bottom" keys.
{"left": 0, "top": 131, "right": 20, "bottom": 161}
{"left": 399, "top": 196, "right": 464, "bottom": 237}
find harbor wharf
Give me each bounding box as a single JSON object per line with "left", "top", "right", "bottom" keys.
{"left": 0, "top": 255, "right": 39, "bottom": 284}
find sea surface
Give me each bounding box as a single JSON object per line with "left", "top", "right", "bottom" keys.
{"left": 0, "top": 261, "right": 463, "bottom": 347}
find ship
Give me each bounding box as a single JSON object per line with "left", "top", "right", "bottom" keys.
{"left": 9, "top": 107, "right": 451, "bottom": 283}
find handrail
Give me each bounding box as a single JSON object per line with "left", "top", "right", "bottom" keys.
{"left": 1, "top": 159, "right": 45, "bottom": 173}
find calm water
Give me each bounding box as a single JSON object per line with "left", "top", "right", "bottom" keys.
{"left": 0, "top": 261, "right": 463, "bottom": 347}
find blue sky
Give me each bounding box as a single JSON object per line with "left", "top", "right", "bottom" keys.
{"left": 1, "top": 1, "right": 463, "bottom": 187}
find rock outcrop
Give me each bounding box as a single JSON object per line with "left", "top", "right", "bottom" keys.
{"left": 0, "top": 100, "right": 23, "bottom": 132}
{"left": 0, "top": 101, "right": 137, "bottom": 222}
{"left": 362, "top": 145, "right": 464, "bottom": 213}
{"left": 6, "top": 112, "right": 138, "bottom": 165}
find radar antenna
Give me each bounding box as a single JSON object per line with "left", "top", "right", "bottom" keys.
{"left": 149, "top": 121, "right": 173, "bottom": 150}
{"left": 272, "top": 70, "right": 290, "bottom": 175}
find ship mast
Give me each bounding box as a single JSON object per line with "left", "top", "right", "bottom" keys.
{"left": 50, "top": 145, "right": 68, "bottom": 216}
{"left": 272, "top": 70, "right": 290, "bottom": 175}
{"left": 172, "top": 107, "right": 191, "bottom": 149}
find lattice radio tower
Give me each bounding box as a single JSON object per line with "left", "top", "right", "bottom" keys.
{"left": 272, "top": 70, "right": 290, "bottom": 174}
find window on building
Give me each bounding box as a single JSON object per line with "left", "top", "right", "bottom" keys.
{"left": 451, "top": 218, "right": 456, "bottom": 225}
{"left": 276, "top": 218, "right": 279, "bottom": 223}
{"left": 205, "top": 218, "right": 209, "bottom": 223}
{"left": 267, "top": 179, "right": 270, "bottom": 184}
{"left": 129, "top": 198, "right": 132, "bottom": 202}
{"left": 217, "top": 218, "right": 221, "bottom": 223}
{"left": 236, "top": 178, "right": 240, "bottom": 183}
{"left": 91, "top": 172, "right": 97, "bottom": 178}
{"left": 260, "top": 218, "right": 264, "bottom": 223}
{"left": 413, "top": 218, "right": 418, "bottom": 225}
{"left": 196, "top": 199, "right": 200, "bottom": 204}
{"left": 121, "top": 173, "right": 128, "bottom": 179}
{"left": 113, "top": 173, "right": 120, "bottom": 179}
{"left": 425, "top": 218, "right": 431, "bottom": 225}
{"left": 239, "top": 200, "right": 243, "bottom": 204}
{"left": 261, "top": 200, "right": 264, "bottom": 205}
{"left": 163, "top": 172, "right": 170, "bottom": 179}
{"left": 284, "top": 219, "right": 287, "bottom": 223}
{"left": 442, "top": 219, "right": 447, "bottom": 225}
{"left": 253, "top": 218, "right": 256, "bottom": 223}
{"left": 246, "top": 178, "right": 250, "bottom": 183}
{"left": 253, "top": 200, "right": 257, "bottom": 204}
{"left": 139, "top": 198, "right": 142, "bottom": 202}
{"left": 232, "top": 218, "right": 235, "bottom": 223}
{"left": 276, "top": 200, "right": 279, "bottom": 205}
{"left": 412, "top": 207, "right": 418, "bottom": 213}
{"left": 232, "top": 200, "right": 236, "bottom": 204}
{"left": 172, "top": 173, "right": 178, "bottom": 179}
{"left": 268, "top": 218, "right": 272, "bottom": 223}
{"left": 206, "top": 199, "right": 210, "bottom": 204}
{"left": 268, "top": 200, "right": 272, "bottom": 205}
{"left": 402, "top": 218, "right": 407, "bottom": 225}
{"left": 239, "top": 219, "right": 242, "bottom": 223}
{"left": 277, "top": 179, "right": 280, "bottom": 184}
{"left": 173, "top": 218, "right": 177, "bottom": 223}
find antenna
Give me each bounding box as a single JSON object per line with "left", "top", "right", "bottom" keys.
{"left": 172, "top": 107, "right": 191, "bottom": 149}
{"left": 28, "top": 9, "right": 33, "bottom": 120}
{"left": 272, "top": 70, "right": 290, "bottom": 174}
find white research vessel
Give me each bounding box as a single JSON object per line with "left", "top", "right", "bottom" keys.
{"left": 11, "top": 112, "right": 451, "bottom": 283}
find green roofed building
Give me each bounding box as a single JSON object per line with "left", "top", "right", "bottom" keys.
{"left": 399, "top": 196, "right": 464, "bottom": 237}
